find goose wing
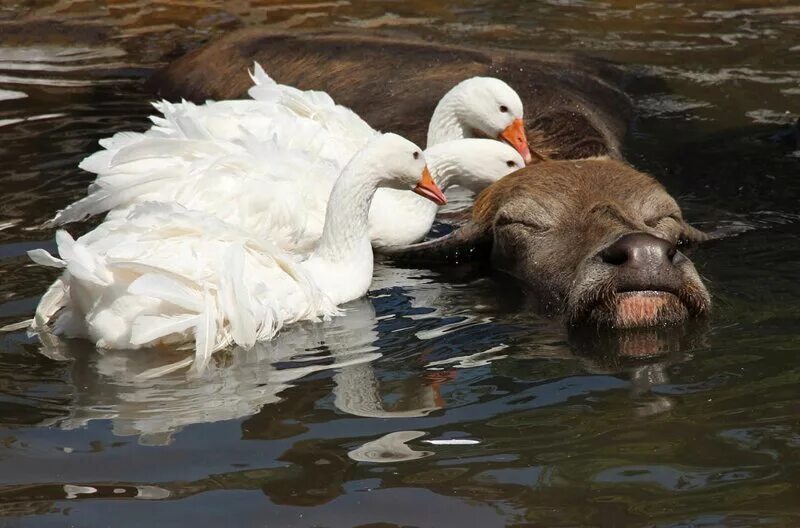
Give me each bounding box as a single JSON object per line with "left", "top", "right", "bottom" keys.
{"left": 54, "top": 66, "right": 380, "bottom": 254}
{"left": 248, "top": 62, "right": 377, "bottom": 163}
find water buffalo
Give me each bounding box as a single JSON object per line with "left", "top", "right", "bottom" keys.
{"left": 147, "top": 29, "right": 711, "bottom": 328}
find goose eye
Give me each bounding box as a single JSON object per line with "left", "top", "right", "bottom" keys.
{"left": 413, "top": 151, "right": 420, "bottom": 160}
{"left": 506, "top": 160, "right": 517, "bottom": 168}
{"left": 499, "top": 105, "right": 509, "bottom": 113}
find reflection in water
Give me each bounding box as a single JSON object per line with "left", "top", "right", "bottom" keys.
{"left": 347, "top": 430, "right": 432, "bottom": 462}
{"left": 27, "top": 294, "right": 452, "bottom": 445}
{"left": 333, "top": 362, "right": 441, "bottom": 419}
{"left": 0, "top": 89, "right": 26, "bottom": 101}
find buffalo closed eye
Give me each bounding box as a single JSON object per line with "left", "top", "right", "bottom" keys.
{"left": 494, "top": 212, "right": 547, "bottom": 233}
{"left": 644, "top": 213, "right": 681, "bottom": 228}
{"left": 644, "top": 214, "right": 684, "bottom": 242}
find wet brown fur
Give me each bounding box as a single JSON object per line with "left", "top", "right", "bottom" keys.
{"left": 146, "top": 28, "right": 631, "bottom": 161}
{"left": 473, "top": 159, "right": 673, "bottom": 226}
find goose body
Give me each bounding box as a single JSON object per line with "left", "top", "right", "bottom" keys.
{"left": 54, "top": 65, "right": 526, "bottom": 250}
{"left": 30, "top": 134, "right": 443, "bottom": 372}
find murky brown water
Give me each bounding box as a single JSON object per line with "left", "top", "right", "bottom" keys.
{"left": 0, "top": 1, "right": 798, "bottom": 526}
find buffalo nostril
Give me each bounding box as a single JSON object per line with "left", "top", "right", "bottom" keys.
{"left": 600, "top": 245, "right": 629, "bottom": 266}
{"left": 667, "top": 245, "right": 677, "bottom": 262}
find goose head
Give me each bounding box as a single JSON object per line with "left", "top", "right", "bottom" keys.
{"left": 425, "top": 138, "right": 525, "bottom": 194}
{"left": 370, "top": 133, "right": 447, "bottom": 205}
{"left": 427, "top": 77, "right": 533, "bottom": 164}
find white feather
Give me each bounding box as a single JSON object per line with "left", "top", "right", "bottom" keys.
{"left": 219, "top": 246, "right": 257, "bottom": 347}
{"left": 191, "top": 289, "right": 219, "bottom": 375}
{"left": 128, "top": 274, "right": 205, "bottom": 312}
{"left": 27, "top": 249, "right": 65, "bottom": 268}
{"left": 32, "top": 276, "right": 68, "bottom": 330}
{"left": 134, "top": 356, "right": 195, "bottom": 380}
{"left": 109, "top": 138, "right": 233, "bottom": 166}
{"left": 0, "top": 319, "right": 34, "bottom": 332}
{"left": 55, "top": 231, "right": 110, "bottom": 286}
{"left": 130, "top": 314, "right": 199, "bottom": 346}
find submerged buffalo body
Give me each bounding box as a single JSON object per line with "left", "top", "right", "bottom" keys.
{"left": 148, "top": 29, "right": 711, "bottom": 328}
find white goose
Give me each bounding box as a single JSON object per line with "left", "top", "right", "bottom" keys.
{"left": 29, "top": 134, "right": 444, "bottom": 373}
{"left": 53, "top": 65, "right": 528, "bottom": 249}
{"left": 247, "top": 64, "right": 532, "bottom": 162}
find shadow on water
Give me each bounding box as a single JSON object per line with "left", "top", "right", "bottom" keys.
{"left": 0, "top": 0, "right": 798, "bottom": 526}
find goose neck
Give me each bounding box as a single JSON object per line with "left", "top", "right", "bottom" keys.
{"left": 312, "top": 159, "right": 380, "bottom": 264}
{"left": 427, "top": 90, "right": 470, "bottom": 147}
{"left": 425, "top": 151, "right": 461, "bottom": 191}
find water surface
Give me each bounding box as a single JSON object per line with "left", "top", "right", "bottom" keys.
{"left": 0, "top": 1, "right": 798, "bottom": 526}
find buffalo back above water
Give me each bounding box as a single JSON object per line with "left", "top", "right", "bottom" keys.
{"left": 146, "top": 29, "right": 632, "bottom": 161}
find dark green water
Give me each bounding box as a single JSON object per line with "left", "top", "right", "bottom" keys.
{"left": 0, "top": 1, "right": 798, "bottom": 526}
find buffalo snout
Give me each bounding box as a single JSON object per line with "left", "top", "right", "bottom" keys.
{"left": 598, "top": 232, "right": 685, "bottom": 295}
{"left": 571, "top": 231, "right": 709, "bottom": 329}
{"left": 600, "top": 232, "right": 675, "bottom": 269}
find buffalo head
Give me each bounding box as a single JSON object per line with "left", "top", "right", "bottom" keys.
{"left": 383, "top": 159, "right": 711, "bottom": 328}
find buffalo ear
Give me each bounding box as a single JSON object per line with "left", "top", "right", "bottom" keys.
{"left": 377, "top": 221, "right": 492, "bottom": 265}
{"left": 680, "top": 220, "right": 754, "bottom": 243}
{"left": 680, "top": 221, "right": 712, "bottom": 244}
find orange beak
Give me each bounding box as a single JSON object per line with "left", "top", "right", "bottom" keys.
{"left": 500, "top": 118, "right": 533, "bottom": 164}
{"left": 413, "top": 167, "right": 447, "bottom": 206}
